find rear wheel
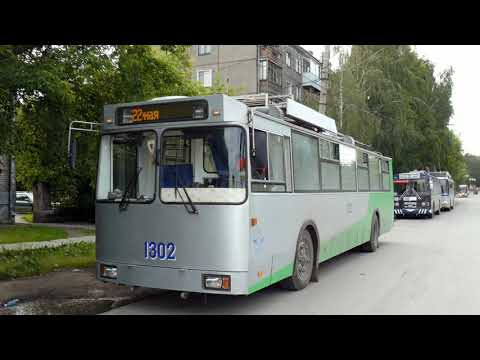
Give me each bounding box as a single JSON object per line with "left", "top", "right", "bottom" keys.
{"left": 360, "top": 215, "right": 379, "bottom": 252}
{"left": 281, "top": 229, "right": 314, "bottom": 291}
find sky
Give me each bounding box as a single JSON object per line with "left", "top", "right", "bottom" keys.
{"left": 302, "top": 45, "right": 480, "bottom": 156}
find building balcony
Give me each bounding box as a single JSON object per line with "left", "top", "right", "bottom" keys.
{"left": 302, "top": 72, "right": 322, "bottom": 92}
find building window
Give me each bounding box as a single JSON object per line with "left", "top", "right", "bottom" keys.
{"left": 295, "top": 87, "right": 301, "bottom": 101}
{"left": 259, "top": 60, "right": 267, "bottom": 81}
{"left": 295, "top": 58, "right": 302, "bottom": 73}
{"left": 197, "top": 69, "right": 212, "bottom": 87}
{"left": 268, "top": 64, "right": 282, "bottom": 85}
{"left": 287, "top": 82, "right": 293, "bottom": 97}
{"left": 312, "top": 62, "right": 320, "bottom": 77}
{"left": 198, "top": 45, "right": 212, "bottom": 56}
{"left": 286, "top": 52, "right": 291, "bottom": 67}
{"left": 303, "top": 59, "right": 311, "bottom": 73}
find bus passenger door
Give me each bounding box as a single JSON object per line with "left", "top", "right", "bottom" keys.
{"left": 270, "top": 136, "right": 294, "bottom": 284}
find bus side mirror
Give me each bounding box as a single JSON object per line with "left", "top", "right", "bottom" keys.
{"left": 69, "top": 138, "right": 78, "bottom": 169}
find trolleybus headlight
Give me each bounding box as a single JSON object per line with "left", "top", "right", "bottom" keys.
{"left": 203, "top": 274, "right": 231, "bottom": 291}
{"left": 421, "top": 202, "right": 426, "bottom": 206}
{"left": 395, "top": 202, "right": 399, "bottom": 207}
{"left": 100, "top": 264, "right": 117, "bottom": 279}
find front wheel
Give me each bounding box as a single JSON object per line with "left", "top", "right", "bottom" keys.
{"left": 281, "top": 229, "right": 314, "bottom": 291}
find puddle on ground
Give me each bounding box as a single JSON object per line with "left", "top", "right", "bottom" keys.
{"left": 2, "top": 298, "right": 126, "bottom": 315}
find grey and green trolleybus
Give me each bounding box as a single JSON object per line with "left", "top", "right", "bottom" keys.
{"left": 430, "top": 171, "right": 455, "bottom": 211}
{"left": 91, "top": 93, "right": 394, "bottom": 295}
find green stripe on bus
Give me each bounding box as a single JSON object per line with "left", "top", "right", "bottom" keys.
{"left": 248, "top": 191, "right": 393, "bottom": 295}
{"left": 319, "top": 191, "right": 393, "bottom": 262}
{"left": 248, "top": 263, "right": 294, "bottom": 295}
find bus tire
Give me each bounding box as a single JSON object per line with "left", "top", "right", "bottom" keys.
{"left": 435, "top": 202, "right": 441, "bottom": 215}
{"left": 281, "top": 229, "right": 314, "bottom": 291}
{"left": 360, "top": 215, "right": 379, "bottom": 253}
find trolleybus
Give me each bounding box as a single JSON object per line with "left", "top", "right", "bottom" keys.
{"left": 430, "top": 171, "right": 455, "bottom": 211}
{"left": 394, "top": 170, "right": 442, "bottom": 219}
{"left": 84, "top": 93, "right": 394, "bottom": 296}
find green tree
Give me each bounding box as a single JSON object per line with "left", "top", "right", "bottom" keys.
{"left": 464, "top": 153, "right": 480, "bottom": 186}
{"left": 3, "top": 44, "right": 239, "bottom": 222}
{"left": 327, "top": 45, "right": 466, "bottom": 183}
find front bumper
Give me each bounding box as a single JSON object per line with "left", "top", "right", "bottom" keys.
{"left": 394, "top": 208, "right": 432, "bottom": 217}
{"left": 96, "top": 262, "right": 249, "bottom": 295}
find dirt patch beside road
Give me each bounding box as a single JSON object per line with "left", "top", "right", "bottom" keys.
{"left": 0, "top": 267, "right": 161, "bottom": 315}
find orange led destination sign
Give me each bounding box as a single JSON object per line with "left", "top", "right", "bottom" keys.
{"left": 131, "top": 108, "right": 160, "bottom": 122}
{"left": 116, "top": 100, "right": 209, "bottom": 125}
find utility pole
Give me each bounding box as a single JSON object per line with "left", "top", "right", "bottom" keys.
{"left": 319, "top": 45, "right": 330, "bottom": 114}
{"left": 335, "top": 46, "right": 344, "bottom": 130}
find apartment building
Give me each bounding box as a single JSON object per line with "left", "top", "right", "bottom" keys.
{"left": 190, "top": 45, "right": 330, "bottom": 113}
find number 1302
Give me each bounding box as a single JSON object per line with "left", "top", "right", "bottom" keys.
{"left": 144, "top": 241, "right": 176, "bottom": 260}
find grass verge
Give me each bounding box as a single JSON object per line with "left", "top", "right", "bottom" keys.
{"left": 0, "top": 225, "right": 68, "bottom": 245}
{"left": 0, "top": 242, "right": 96, "bottom": 280}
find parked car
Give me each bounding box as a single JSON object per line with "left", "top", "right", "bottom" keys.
{"left": 15, "top": 191, "right": 33, "bottom": 213}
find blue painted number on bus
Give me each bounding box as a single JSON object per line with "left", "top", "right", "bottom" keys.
{"left": 144, "top": 242, "right": 176, "bottom": 261}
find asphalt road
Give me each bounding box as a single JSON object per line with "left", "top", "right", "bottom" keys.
{"left": 104, "top": 195, "right": 480, "bottom": 315}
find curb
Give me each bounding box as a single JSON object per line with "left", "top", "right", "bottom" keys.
{"left": 0, "top": 236, "right": 96, "bottom": 253}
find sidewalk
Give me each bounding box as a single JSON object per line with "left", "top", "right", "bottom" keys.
{"left": 0, "top": 267, "right": 161, "bottom": 315}
{"left": 15, "top": 214, "right": 95, "bottom": 230}
{"left": 0, "top": 235, "right": 95, "bottom": 253}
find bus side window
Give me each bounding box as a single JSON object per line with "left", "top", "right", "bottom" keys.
{"left": 357, "top": 151, "right": 369, "bottom": 191}
{"left": 291, "top": 131, "right": 321, "bottom": 191}
{"left": 381, "top": 160, "right": 390, "bottom": 191}
{"left": 249, "top": 129, "right": 268, "bottom": 180}
{"left": 368, "top": 154, "right": 381, "bottom": 191}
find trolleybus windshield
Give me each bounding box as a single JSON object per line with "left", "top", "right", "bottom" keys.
{"left": 394, "top": 179, "right": 429, "bottom": 196}
{"left": 96, "top": 131, "right": 157, "bottom": 203}
{"left": 159, "top": 126, "right": 247, "bottom": 204}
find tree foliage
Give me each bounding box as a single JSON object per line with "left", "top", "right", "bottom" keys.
{"left": 327, "top": 45, "right": 467, "bottom": 184}
{"left": 464, "top": 153, "right": 480, "bottom": 186}
{"left": 0, "top": 45, "right": 236, "bottom": 220}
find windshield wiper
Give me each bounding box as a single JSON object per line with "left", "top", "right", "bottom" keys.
{"left": 119, "top": 167, "right": 143, "bottom": 211}
{"left": 173, "top": 165, "right": 198, "bottom": 215}
{"left": 174, "top": 182, "right": 198, "bottom": 215}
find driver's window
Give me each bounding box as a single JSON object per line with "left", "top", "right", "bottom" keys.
{"left": 249, "top": 129, "right": 268, "bottom": 180}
